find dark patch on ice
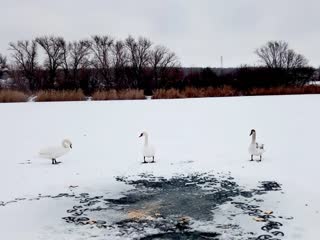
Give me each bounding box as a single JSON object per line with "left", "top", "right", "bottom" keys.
{"left": 258, "top": 181, "right": 282, "bottom": 192}
{"left": 63, "top": 173, "right": 286, "bottom": 239}
{"left": 110, "top": 173, "right": 240, "bottom": 222}
{"left": 0, "top": 173, "right": 290, "bottom": 239}
{"left": 232, "top": 201, "right": 285, "bottom": 238}
{"left": 0, "top": 192, "right": 76, "bottom": 207}
{"left": 140, "top": 231, "right": 220, "bottom": 240}
{"left": 97, "top": 173, "right": 285, "bottom": 239}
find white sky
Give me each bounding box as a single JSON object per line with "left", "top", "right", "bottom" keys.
{"left": 0, "top": 0, "right": 319, "bottom": 67}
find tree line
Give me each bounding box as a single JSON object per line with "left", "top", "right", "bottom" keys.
{"left": 0, "top": 37, "right": 318, "bottom": 94}
{"left": 0, "top": 35, "right": 179, "bottom": 93}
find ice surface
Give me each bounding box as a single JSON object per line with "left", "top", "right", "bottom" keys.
{"left": 0, "top": 95, "right": 319, "bottom": 239}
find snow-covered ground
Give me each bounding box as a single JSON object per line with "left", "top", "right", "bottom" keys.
{"left": 0, "top": 95, "right": 319, "bottom": 239}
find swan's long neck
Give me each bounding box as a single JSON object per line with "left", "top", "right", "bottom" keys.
{"left": 144, "top": 134, "right": 149, "bottom": 146}
{"left": 251, "top": 132, "right": 256, "bottom": 144}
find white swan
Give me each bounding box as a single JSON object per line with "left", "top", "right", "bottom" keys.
{"left": 39, "top": 139, "right": 72, "bottom": 164}
{"left": 139, "top": 131, "right": 155, "bottom": 163}
{"left": 248, "top": 129, "right": 265, "bottom": 161}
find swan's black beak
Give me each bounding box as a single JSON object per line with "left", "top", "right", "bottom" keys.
{"left": 249, "top": 132, "right": 252, "bottom": 136}
{"left": 139, "top": 133, "right": 143, "bottom": 138}
{"left": 70, "top": 144, "right": 73, "bottom": 149}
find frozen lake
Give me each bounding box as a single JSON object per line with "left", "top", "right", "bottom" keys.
{"left": 0, "top": 95, "right": 319, "bottom": 239}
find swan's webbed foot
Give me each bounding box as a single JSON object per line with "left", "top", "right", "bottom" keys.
{"left": 142, "top": 157, "right": 147, "bottom": 164}
{"left": 52, "top": 159, "right": 61, "bottom": 164}
{"left": 250, "top": 155, "right": 254, "bottom": 161}
{"left": 151, "top": 156, "right": 155, "bottom": 163}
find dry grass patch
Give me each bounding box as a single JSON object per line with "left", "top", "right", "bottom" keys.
{"left": 153, "top": 88, "right": 183, "bottom": 99}
{"left": 36, "top": 90, "right": 85, "bottom": 102}
{"left": 249, "top": 86, "right": 320, "bottom": 96}
{"left": 92, "top": 89, "right": 144, "bottom": 100}
{"left": 205, "top": 86, "right": 238, "bottom": 97}
{"left": 0, "top": 90, "right": 28, "bottom": 103}
{"left": 154, "top": 86, "right": 320, "bottom": 99}
{"left": 118, "top": 89, "right": 145, "bottom": 100}
{"left": 153, "top": 86, "right": 238, "bottom": 99}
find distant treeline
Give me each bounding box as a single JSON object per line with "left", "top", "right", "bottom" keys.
{"left": 0, "top": 37, "right": 319, "bottom": 94}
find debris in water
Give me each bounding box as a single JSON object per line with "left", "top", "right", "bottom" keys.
{"left": 253, "top": 217, "right": 266, "bottom": 222}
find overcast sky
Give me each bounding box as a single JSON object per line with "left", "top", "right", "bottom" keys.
{"left": 1, "top": 0, "right": 319, "bottom": 67}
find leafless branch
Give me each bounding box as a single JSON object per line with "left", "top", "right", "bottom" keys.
{"left": 36, "top": 36, "right": 66, "bottom": 87}
{"left": 9, "top": 40, "right": 38, "bottom": 90}
{"left": 255, "top": 41, "right": 308, "bottom": 69}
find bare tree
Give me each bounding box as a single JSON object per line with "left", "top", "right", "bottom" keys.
{"left": 0, "top": 53, "right": 7, "bottom": 69}
{"left": 60, "top": 40, "right": 70, "bottom": 83}
{"left": 150, "top": 45, "right": 179, "bottom": 87}
{"left": 90, "top": 35, "right": 114, "bottom": 88}
{"left": 112, "top": 40, "right": 129, "bottom": 88}
{"left": 68, "top": 40, "right": 91, "bottom": 86}
{"left": 2, "top": 34, "right": 184, "bottom": 90}
{"left": 36, "top": 36, "right": 66, "bottom": 88}
{"left": 255, "top": 41, "right": 308, "bottom": 69}
{"left": 9, "top": 40, "right": 38, "bottom": 90}
{"left": 284, "top": 49, "right": 308, "bottom": 69}
{"left": 125, "top": 36, "right": 152, "bottom": 88}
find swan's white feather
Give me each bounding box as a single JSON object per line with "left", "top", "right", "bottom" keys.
{"left": 248, "top": 143, "right": 265, "bottom": 156}
{"left": 140, "top": 131, "right": 156, "bottom": 159}
{"left": 39, "top": 146, "right": 70, "bottom": 159}
{"left": 39, "top": 139, "right": 72, "bottom": 160}
{"left": 142, "top": 145, "right": 155, "bottom": 158}
{"left": 248, "top": 130, "right": 265, "bottom": 159}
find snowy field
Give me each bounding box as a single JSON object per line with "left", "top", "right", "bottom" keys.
{"left": 0, "top": 95, "right": 319, "bottom": 239}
